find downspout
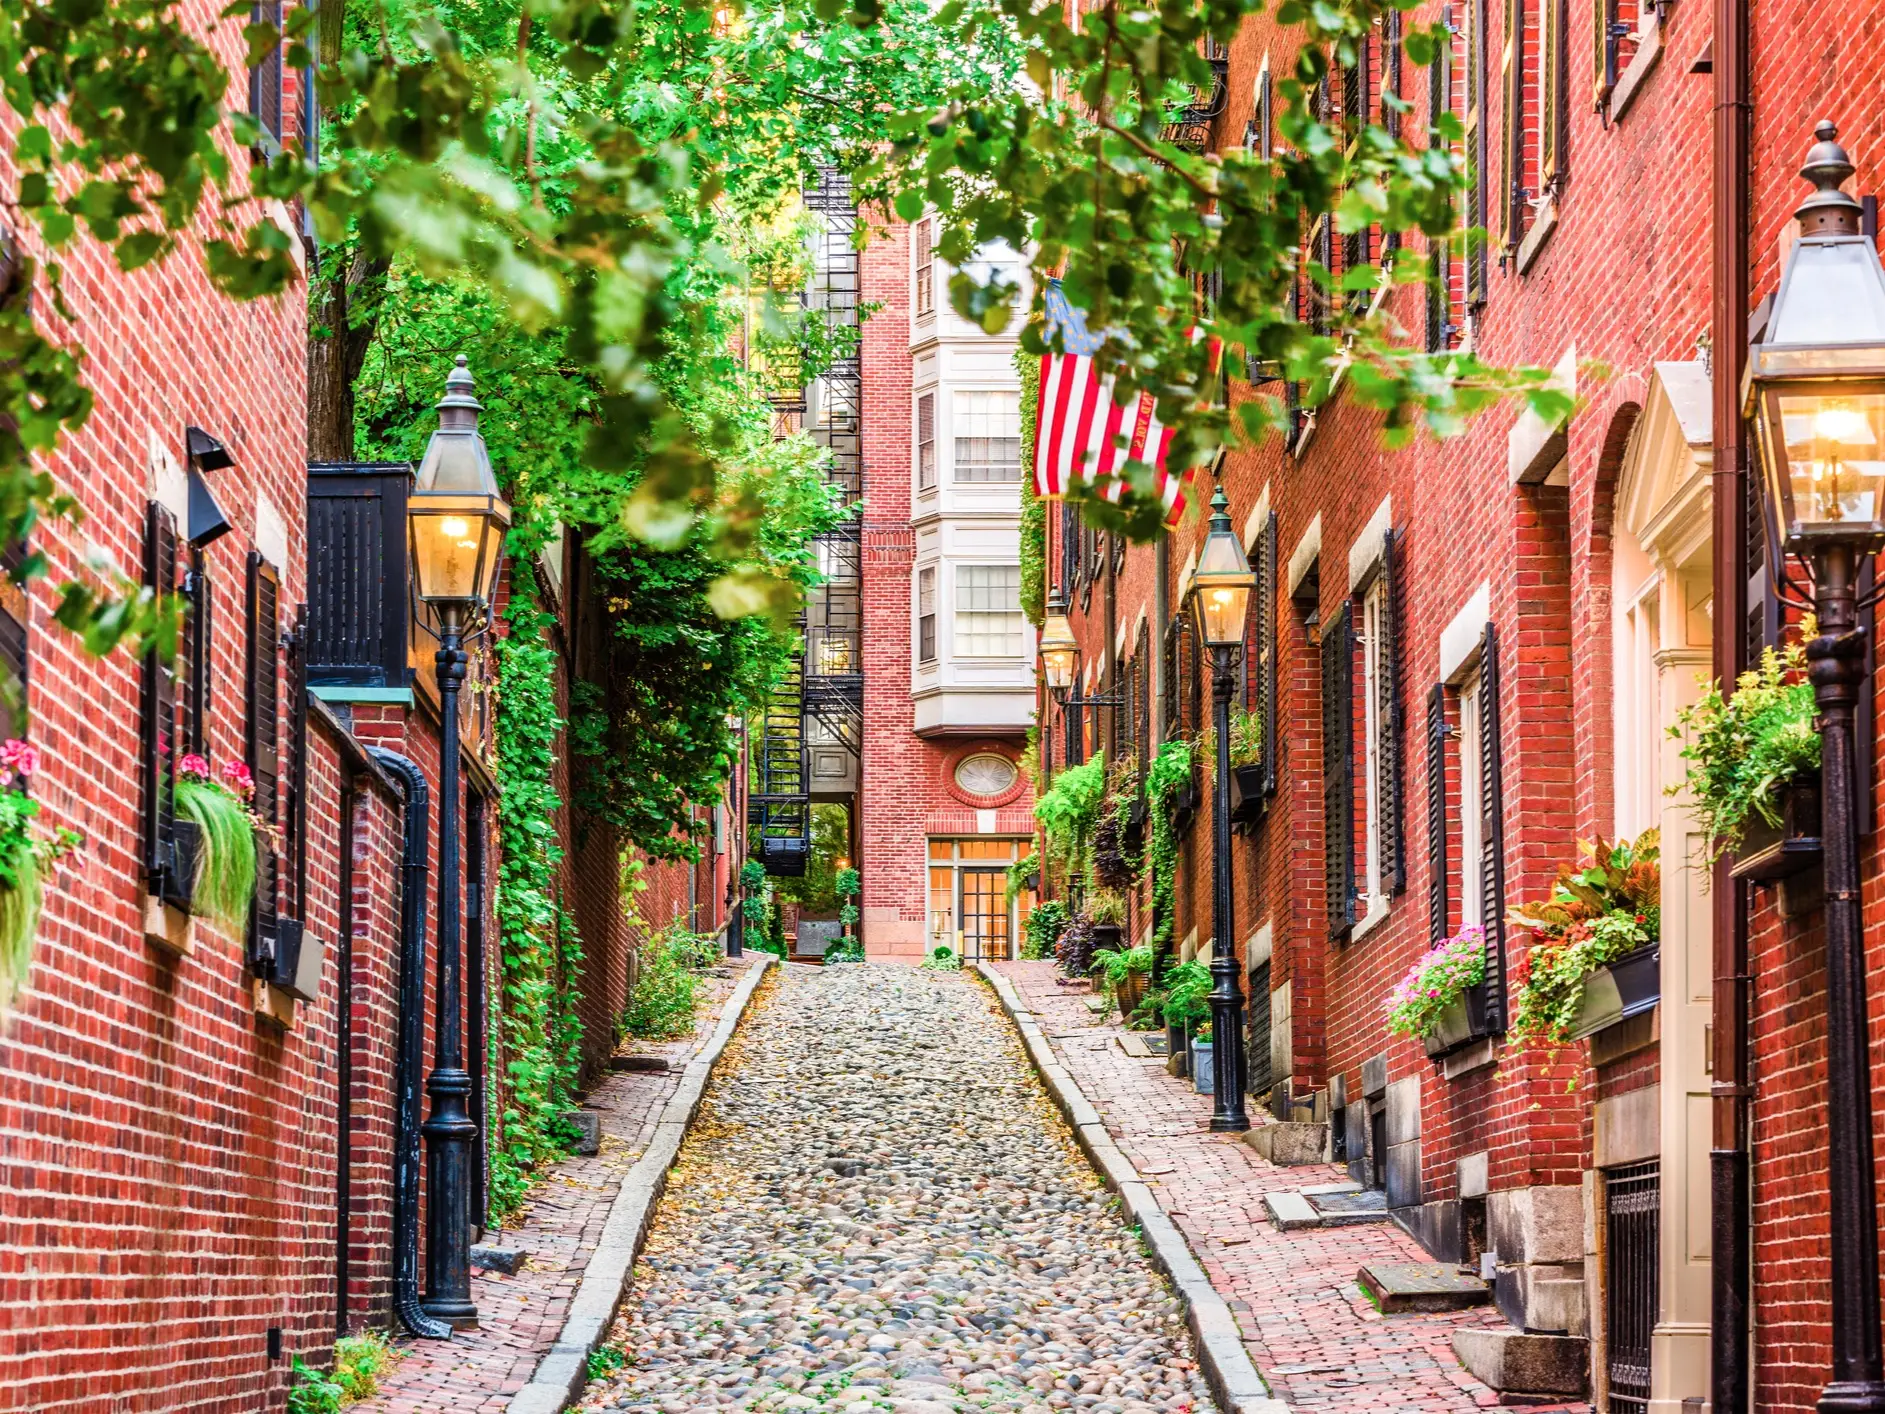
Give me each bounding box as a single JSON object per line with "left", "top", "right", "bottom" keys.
{"left": 1708, "top": 0, "right": 1753, "bottom": 1402}
{"left": 367, "top": 747, "right": 453, "bottom": 1341}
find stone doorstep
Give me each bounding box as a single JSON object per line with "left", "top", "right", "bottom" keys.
{"left": 470, "top": 1244, "right": 530, "bottom": 1276}
{"left": 1241, "top": 1121, "right": 1327, "bottom": 1166}
{"left": 609, "top": 1054, "right": 671, "bottom": 1073}
{"left": 1357, "top": 1261, "right": 1492, "bottom": 1314}
{"left": 1449, "top": 1327, "right": 1589, "bottom": 1399}
{"left": 1263, "top": 1181, "right": 1391, "bottom": 1233}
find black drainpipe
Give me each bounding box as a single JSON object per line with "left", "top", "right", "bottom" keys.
{"left": 367, "top": 748, "right": 453, "bottom": 1341}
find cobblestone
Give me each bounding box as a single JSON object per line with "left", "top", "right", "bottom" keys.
{"left": 995, "top": 962, "right": 1593, "bottom": 1414}
{"left": 580, "top": 965, "right": 1217, "bottom": 1414}
{"left": 356, "top": 964, "right": 755, "bottom": 1414}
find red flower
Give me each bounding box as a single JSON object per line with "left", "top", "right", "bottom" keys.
{"left": 178, "top": 753, "right": 211, "bottom": 782}
{"left": 0, "top": 739, "right": 38, "bottom": 778}
{"left": 221, "top": 760, "right": 255, "bottom": 799}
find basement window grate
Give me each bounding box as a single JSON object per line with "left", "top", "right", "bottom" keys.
{"left": 1604, "top": 1158, "right": 1659, "bottom": 1413}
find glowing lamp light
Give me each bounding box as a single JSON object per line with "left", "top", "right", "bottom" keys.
{"left": 1188, "top": 486, "right": 1256, "bottom": 648}
{"left": 409, "top": 356, "right": 512, "bottom": 608}
{"left": 1747, "top": 123, "right": 1885, "bottom": 554}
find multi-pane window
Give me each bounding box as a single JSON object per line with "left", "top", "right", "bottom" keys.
{"left": 954, "top": 564, "right": 1023, "bottom": 657}
{"left": 917, "top": 392, "right": 937, "bottom": 490}
{"left": 249, "top": 1, "right": 284, "bottom": 152}
{"left": 1457, "top": 670, "right": 1484, "bottom": 928}
{"left": 914, "top": 220, "right": 934, "bottom": 317}
{"left": 953, "top": 391, "right": 1022, "bottom": 483}
{"left": 917, "top": 566, "right": 937, "bottom": 664}
{"left": 1501, "top": 0, "right": 1568, "bottom": 255}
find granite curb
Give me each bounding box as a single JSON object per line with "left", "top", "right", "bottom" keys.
{"left": 974, "top": 962, "right": 1291, "bottom": 1414}
{"left": 505, "top": 954, "right": 777, "bottom": 1414}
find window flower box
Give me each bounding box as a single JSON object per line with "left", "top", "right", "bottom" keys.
{"left": 1730, "top": 771, "right": 1822, "bottom": 883}
{"left": 1228, "top": 764, "right": 1267, "bottom": 823}
{"left": 1167, "top": 772, "right": 1202, "bottom": 836}
{"left": 1566, "top": 943, "right": 1660, "bottom": 1042}
{"left": 1422, "top": 982, "right": 1492, "bottom": 1059}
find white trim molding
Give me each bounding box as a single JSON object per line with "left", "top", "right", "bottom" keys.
{"left": 1285, "top": 512, "right": 1323, "bottom": 596}
{"left": 1439, "top": 582, "right": 1491, "bottom": 685}
{"left": 1346, "top": 494, "right": 1393, "bottom": 593}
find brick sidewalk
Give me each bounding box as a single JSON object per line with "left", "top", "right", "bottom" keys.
{"left": 354, "top": 959, "right": 763, "bottom": 1414}
{"left": 993, "top": 961, "right": 1593, "bottom": 1414}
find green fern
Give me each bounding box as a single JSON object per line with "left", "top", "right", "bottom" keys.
{"left": 0, "top": 845, "right": 40, "bottom": 1014}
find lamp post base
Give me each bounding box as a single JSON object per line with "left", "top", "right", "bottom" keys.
{"left": 1817, "top": 1381, "right": 1885, "bottom": 1414}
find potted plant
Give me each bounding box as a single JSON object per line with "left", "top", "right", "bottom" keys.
{"left": 1055, "top": 912, "right": 1099, "bottom": 978}
{"left": 173, "top": 753, "right": 260, "bottom": 936}
{"left": 1087, "top": 889, "right": 1127, "bottom": 954}
{"left": 1671, "top": 637, "right": 1821, "bottom": 880}
{"left": 1225, "top": 705, "right": 1267, "bottom": 823}
{"left": 0, "top": 740, "right": 81, "bottom": 1013}
{"left": 1508, "top": 832, "right": 1662, "bottom": 1045}
{"left": 1158, "top": 959, "right": 1211, "bottom": 1075}
{"left": 1191, "top": 1020, "right": 1214, "bottom": 1095}
{"left": 1147, "top": 736, "right": 1199, "bottom": 838}
{"left": 1092, "top": 939, "right": 1153, "bottom": 1018}
{"left": 1383, "top": 925, "right": 1490, "bottom": 1058}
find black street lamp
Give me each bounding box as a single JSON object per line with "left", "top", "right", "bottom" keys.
{"left": 1186, "top": 486, "right": 1256, "bottom": 1132}
{"left": 1746, "top": 123, "right": 1885, "bottom": 1414}
{"left": 408, "top": 356, "right": 511, "bottom": 1329}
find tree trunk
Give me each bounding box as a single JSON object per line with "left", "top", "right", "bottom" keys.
{"left": 306, "top": 250, "right": 385, "bottom": 461}
{"left": 305, "top": 0, "right": 386, "bottom": 463}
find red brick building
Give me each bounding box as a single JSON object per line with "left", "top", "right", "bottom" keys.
{"left": 855, "top": 217, "right": 1039, "bottom": 962}
{"left": 1041, "top": 3, "right": 1885, "bottom": 1409}
{"left": 0, "top": 12, "right": 731, "bottom": 1408}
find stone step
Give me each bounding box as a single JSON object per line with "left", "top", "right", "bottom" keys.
{"left": 610, "top": 1053, "right": 671, "bottom": 1073}
{"left": 1358, "top": 1261, "right": 1492, "bottom": 1313}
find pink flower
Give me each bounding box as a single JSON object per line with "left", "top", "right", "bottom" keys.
{"left": 178, "top": 753, "right": 211, "bottom": 782}
{"left": 0, "top": 740, "right": 38, "bottom": 777}
{"left": 221, "top": 760, "right": 255, "bottom": 799}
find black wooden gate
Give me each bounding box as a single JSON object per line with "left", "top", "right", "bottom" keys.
{"left": 1604, "top": 1159, "right": 1659, "bottom": 1413}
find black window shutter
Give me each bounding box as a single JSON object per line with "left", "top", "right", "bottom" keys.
{"left": 286, "top": 601, "right": 310, "bottom": 924}
{"left": 141, "top": 503, "right": 180, "bottom": 892}
{"left": 0, "top": 541, "right": 29, "bottom": 744}
{"left": 1324, "top": 600, "right": 1356, "bottom": 941}
{"left": 247, "top": 554, "right": 283, "bottom": 966}
{"left": 1426, "top": 683, "right": 1448, "bottom": 942}
{"left": 183, "top": 551, "right": 211, "bottom": 756}
{"left": 1380, "top": 529, "right": 1406, "bottom": 893}
{"left": 1246, "top": 512, "right": 1279, "bottom": 800}
{"left": 1479, "top": 623, "right": 1510, "bottom": 1027}
{"left": 1135, "top": 622, "right": 1151, "bottom": 774}
{"left": 1184, "top": 615, "right": 1202, "bottom": 737}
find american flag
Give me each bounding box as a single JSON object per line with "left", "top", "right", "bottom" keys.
{"left": 1032, "top": 282, "right": 1207, "bottom": 526}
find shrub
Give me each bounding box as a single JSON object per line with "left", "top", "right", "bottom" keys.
{"left": 923, "top": 943, "right": 961, "bottom": 971}
{"left": 619, "top": 925, "right": 706, "bottom": 1040}
{"left": 1021, "top": 900, "right": 1068, "bottom": 959}
{"left": 286, "top": 1359, "right": 343, "bottom": 1414}
{"left": 1055, "top": 913, "right": 1098, "bottom": 977}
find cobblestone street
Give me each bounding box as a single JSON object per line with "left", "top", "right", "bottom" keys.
{"left": 579, "top": 965, "right": 1219, "bottom": 1414}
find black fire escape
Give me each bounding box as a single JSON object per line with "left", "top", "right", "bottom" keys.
{"left": 750, "top": 167, "right": 865, "bottom": 875}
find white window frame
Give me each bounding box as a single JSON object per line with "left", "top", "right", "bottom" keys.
{"left": 1348, "top": 575, "right": 1391, "bottom": 939}
{"left": 917, "top": 566, "right": 937, "bottom": 665}
{"left": 916, "top": 391, "right": 936, "bottom": 490}
{"left": 914, "top": 219, "right": 934, "bottom": 317}
{"left": 1457, "top": 668, "right": 1484, "bottom": 929}
{"left": 950, "top": 388, "right": 1022, "bottom": 484}
{"left": 952, "top": 563, "right": 1024, "bottom": 659}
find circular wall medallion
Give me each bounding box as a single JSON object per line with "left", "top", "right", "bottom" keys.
{"left": 954, "top": 752, "right": 1019, "bottom": 798}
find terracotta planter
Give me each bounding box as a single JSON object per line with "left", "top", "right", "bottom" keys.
{"left": 1731, "top": 772, "right": 1822, "bottom": 882}
{"left": 1115, "top": 970, "right": 1150, "bottom": 1019}
{"left": 1422, "top": 984, "right": 1491, "bottom": 1059}
{"left": 1568, "top": 944, "right": 1661, "bottom": 1042}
